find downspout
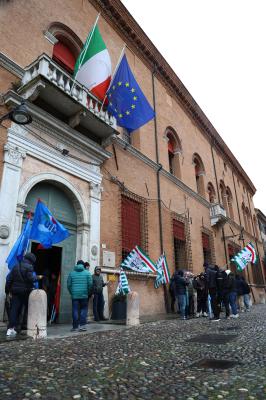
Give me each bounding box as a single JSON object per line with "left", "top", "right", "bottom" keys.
{"left": 232, "top": 172, "right": 253, "bottom": 286}
{"left": 247, "top": 193, "right": 265, "bottom": 286}
{"left": 152, "top": 66, "right": 169, "bottom": 313}
{"left": 210, "top": 141, "right": 228, "bottom": 264}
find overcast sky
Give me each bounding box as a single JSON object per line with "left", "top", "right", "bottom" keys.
{"left": 121, "top": 0, "right": 265, "bottom": 214}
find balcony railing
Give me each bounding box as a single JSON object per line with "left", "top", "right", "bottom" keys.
{"left": 19, "top": 53, "right": 117, "bottom": 136}
{"left": 210, "top": 203, "right": 227, "bottom": 226}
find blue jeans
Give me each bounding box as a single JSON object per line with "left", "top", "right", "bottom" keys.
{"left": 72, "top": 299, "right": 88, "bottom": 329}
{"left": 243, "top": 294, "right": 250, "bottom": 310}
{"left": 229, "top": 292, "right": 238, "bottom": 315}
{"left": 93, "top": 292, "right": 105, "bottom": 321}
{"left": 177, "top": 294, "right": 187, "bottom": 317}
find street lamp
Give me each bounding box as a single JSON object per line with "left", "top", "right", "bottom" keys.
{"left": 0, "top": 103, "right": 32, "bottom": 125}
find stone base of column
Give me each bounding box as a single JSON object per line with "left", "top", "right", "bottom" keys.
{"left": 27, "top": 289, "right": 47, "bottom": 339}
{"left": 126, "top": 291, "right": 140, "bottom": 326}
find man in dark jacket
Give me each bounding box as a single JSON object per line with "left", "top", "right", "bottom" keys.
{"left": 92, "top": 267, "right": 109, "bottom": 321}
{"left": 193, "top": 273, "right": 208, "bottom": 317}
{"left": 174, "top": 269, "right": 189, "bottom": 319}
{"left": 5, "top": 253, "right": 38, "bottom": 337}
{"left": 204, "top": 263, "right": 220, "bottom": 321}
{"left": 67, "top": 260, "right": 92, "bottom": 331}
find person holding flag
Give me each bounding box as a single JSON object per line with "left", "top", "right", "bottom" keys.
{"left": 5, "top": 253, "right": 41, "bottom": 337}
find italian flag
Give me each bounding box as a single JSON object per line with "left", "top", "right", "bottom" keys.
{"left": 74, "top": 22, "right": 111, "bottom": 101}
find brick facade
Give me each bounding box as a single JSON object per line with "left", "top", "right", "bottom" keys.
{"left": 0, "top": 0, "right": 265, "bottom": 317}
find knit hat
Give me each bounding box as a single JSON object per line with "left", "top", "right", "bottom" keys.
{"left": 77, "top": 260, "right": 85, "bottom": 266}
{"left": 225, "top": 269, "right": 231, "bottom": 275}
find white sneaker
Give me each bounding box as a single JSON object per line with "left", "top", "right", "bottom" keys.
{"left": 231, "top": 314, "right": 239, "bottom": 319}
{"left": 6, "top": 328, "right": 17, "bottom": 337}
{"left": 196, "top": 313, "right": 200, "bottom": 318}
{"left": 202, "top": 312, "right": 208, "bottom": 317}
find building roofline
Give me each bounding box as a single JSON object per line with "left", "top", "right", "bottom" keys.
{"left": 89, "top": 0, "right": 256, "bottom": 194}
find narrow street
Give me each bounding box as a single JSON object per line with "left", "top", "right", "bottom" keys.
{"left": 0, "top": 305, "right": 265, "bottom": 400}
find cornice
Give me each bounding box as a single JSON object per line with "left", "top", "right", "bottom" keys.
{"left": 0, "top": 52, "right": 24, "bottom": 78}
{"left": 115, "top": 137, "right": 210, "bottom": 208}
{"left": 89, "top": 0, "right": 256, "bottom": 194}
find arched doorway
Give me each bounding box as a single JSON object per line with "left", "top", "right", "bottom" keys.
{"left": 24, "top": 181, "right": 77, "bottom": 323}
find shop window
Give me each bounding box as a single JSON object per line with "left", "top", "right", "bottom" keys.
{"left": 165, "top": 128, "right": 182, "bottom": 179}
{"left": 193, "top": 153, "right": 205, "bottom": 197}
{"left": 173, "top": 219, "right": 186, "bottom": 269}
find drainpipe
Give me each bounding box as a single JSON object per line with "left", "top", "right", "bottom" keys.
{"left": 247, "top": 193, "right": 265, "bottom": 285}
{"left": 231, "top": 171, "right": 252, "bottom": 285}
{"left": 210, "top": 141, "right": 228, "bottom": 264}
{"left": 152, "top": 66, "right": 169, "bottom": 313}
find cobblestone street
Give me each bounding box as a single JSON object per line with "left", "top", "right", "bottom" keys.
{"left": 0, "top": 304, "right": 265, "bottom": 400}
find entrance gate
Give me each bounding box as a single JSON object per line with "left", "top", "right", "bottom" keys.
{"left": 24, "top": 181, "right": 77, "bottom": 323}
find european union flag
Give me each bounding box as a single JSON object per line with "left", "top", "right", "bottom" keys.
{"left": 6, "top": 217, "right": 31, "bottom": 270}
{"left": 30, "top": 200, "right": 70, "bottom": 249}
{"left": 107, "top": 55, "right": 155, "bottom": 132}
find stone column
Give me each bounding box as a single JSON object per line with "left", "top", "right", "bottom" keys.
{"left": 126, "top": 291, "right": 140, "bottom": 326}
{"left": 0, "top": 143, "right": 26, "bottom": 319}
{"left": 89, "top": 183, "right": 102, "bottom": 269}
{"left": 27, "top": 290, "right": 47, "bottom": 339}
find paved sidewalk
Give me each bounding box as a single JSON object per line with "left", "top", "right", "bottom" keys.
{"left": 0, "top": 304, "right": 265, "bottom": 399}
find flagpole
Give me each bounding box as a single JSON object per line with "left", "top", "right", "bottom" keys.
{"left": 71, "top": 13, "right": 101, "bottom": 96}
{"left": 99, "top": 44, "right": 126, "bottom": 112}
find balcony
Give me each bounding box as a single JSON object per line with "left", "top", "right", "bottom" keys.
{"left": 210, "top": 203, "right": 227, "bottom": 226}
{"left": 18, "top": 54, "right": 117, "bottom": 141}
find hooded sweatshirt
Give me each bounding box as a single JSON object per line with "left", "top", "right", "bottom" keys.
{"left": 67, "top": 264, "right": 92, "bottom": 299}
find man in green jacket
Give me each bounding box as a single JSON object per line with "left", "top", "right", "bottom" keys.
{"left": 67, "top": 260, "right": 92, "bottom": 331}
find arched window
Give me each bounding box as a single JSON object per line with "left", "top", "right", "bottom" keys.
{"left": 220, "top": 180, "right": 228, "bottom": 214}
{"left": 242, "top": 203, "right": 248, "bottom": 231}
{"left": 253, "top": 215, "right": 259, "bottom": 238}
{"left": 166, "top": 128, "right": 182, "bottom": 179}
{"left": 207, "top": 182, "right": 216, "bottom": 203}
{"left": 193, "top": 153, "right": 205, "bottom": 197}
{"left": 246, "top": 207, "right": 252, "bottom": 233}
{"left": 47, "top": 22, "right": 83, "bottom": 74}
{"left": 226, "top": 187, "right": 234, "bottom": 220}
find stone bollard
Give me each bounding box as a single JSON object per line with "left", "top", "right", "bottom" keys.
{"left": 27, "top": 289, "right": 47, "bottom": 339}
{"left": 126, "top": 291, "right": 140, "bottom": 326}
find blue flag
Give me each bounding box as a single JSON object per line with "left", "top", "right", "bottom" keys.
{"left": 107, "top": 54, "right": 155, "bottom": 132}
{"left": 30, "top": 200, "right": 70, "bottom": 249}
{"left": 6, "top": 217, "right": 31, "bottom": 270}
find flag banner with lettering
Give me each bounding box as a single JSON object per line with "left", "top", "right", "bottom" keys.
{"left": 30, "top": 200, "right": 70, "bottom": 249}
{"left": 121, "top": 246, "right": 157, "bottom": 273}
{"left": 106, "top": 54, "right": 155, "bottom": 132}
{"left": 115, "top": 269, "right": 130, "bottom": 295}
{"left": 231, "top": 242, "right": 257, "bottom": 271}
{"left": 154, "top": 252, "right": 170, "bottom": 289}
{"left": 6, "top": 216, "right": 31, "bottom": 270}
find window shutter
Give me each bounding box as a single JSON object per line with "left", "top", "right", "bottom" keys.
{"left": 173, "top": 220, "right": 185, "bottom": 241}
{"left": 53, "top": 41, "right": 76, "bottom": 73}
{"left": 202, "top": 232, "right": 210, "bottom": 250}
{"left": 121, "top": 196, "right": 141, "bottom": 253}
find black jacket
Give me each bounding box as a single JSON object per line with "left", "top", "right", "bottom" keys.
{"left": 205, "top": 266, "right": 217, "bottom": 289}
{"left": 174, "top": 273, "right": 188, "bottom": 295}
{"left": 241, "top": 280, "right": 250, "bottom": 295}
{"left": 222, "top": 272, "right": 236, "bottom": 293}
{"left": 5, "top": 260, "right": 36, "bottom": 295}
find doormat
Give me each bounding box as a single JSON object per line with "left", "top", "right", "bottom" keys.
{"left": 187, "top": 333, "right": 238, "bottom": 344}
{"left": 191, "top": 358, "right": 240, "bottom": 369}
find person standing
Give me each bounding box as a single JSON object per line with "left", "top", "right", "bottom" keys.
{"left": 240, "top": 276, "right": 251, "bottom": 311}
{"left": 204, "top": 263, "right": 220, "bottom": 321}
{"left": 224, "top": 269, "right": 239, "bottom": 318}
{"left": 174, "top": 269, "right": 189, "bottom": 320}
{"left": 67, "top": 260, "right": 92, "bottom": 331}
{"left": 92, "top": 267, "right": 109, "bottom": 321}
{"left": 5, "top": 253, "right": 39, "bottom": 337}
{"left": 193, "top": 273, "right": 208, "bottom": 317}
